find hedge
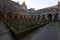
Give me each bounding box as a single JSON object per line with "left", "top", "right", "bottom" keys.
{"left": 4, "top": 20, "right": 50, "bottom": 39}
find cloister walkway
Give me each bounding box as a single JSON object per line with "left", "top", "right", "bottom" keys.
{"left": 0, "top": 21, "right": 14, "bottom": 40}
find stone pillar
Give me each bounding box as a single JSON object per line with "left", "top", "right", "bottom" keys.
{"left": 18, "top": 15, "right": 20, "bottom": 19}
{"left": 27, "top": 16, "right": 29, "bottom": 19}
{"left": 36, "top": 15, "right": 38, "bottom": 19}
{"left": 40, "top": 14, "right": 42, "bottom": 19}
{"left": 58, "top": 1, "right": 60, "bottom": 20}
{"left": 58, "top": 13, "right": 60, "bottom": 20}
{"left": 29, "top": 16, "right": 31, "bottom": 19}
{"left": 22, "top": 15, "right": 24, "bottom": 19}
{"left": 52, "top": 14, "right": 54, "bottom": 20}
{"left": 12, "top": 15, "right": 14, "bottom": 20}
{"left": 45, "top": 14, "right": 48, "bottom": 20}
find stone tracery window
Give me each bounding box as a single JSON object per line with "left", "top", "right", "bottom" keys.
{"left": 34, "top": 15, "right": 36, "bottom": 19}
{"left": 42, "top": 14, "right": 45, "bottom": 19}
{"left": 38, "top": 15, "right": 40, "bottom": 19}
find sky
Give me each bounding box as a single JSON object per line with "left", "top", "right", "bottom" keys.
{"left": 58, "top": 0, "right": 60, "bottom": 1}
{"left": 12, "top": 0, "right": 58, "bottom": 10}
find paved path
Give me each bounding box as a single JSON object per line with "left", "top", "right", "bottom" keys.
{"left": 20, "top": 22, "right": 57, "bottom": 40}
{"left": 0, "top": 21, "right": 14, "bottom": 40}
{"left": 57, "top": 22, "right": 60, "bottom": 40}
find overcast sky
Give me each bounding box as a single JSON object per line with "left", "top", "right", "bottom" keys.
{"left": 12, "top": 0, "right": 58, "bottom": 10}
{"left": 58, "top": 0, "right": 60, "bottom": 1}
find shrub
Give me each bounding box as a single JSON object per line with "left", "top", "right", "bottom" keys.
{"left": 6, "top": 19, "right": 49, "bottom": 35}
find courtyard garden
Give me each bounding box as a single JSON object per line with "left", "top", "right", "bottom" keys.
{"left": 5, "top": 19, "right": 50, "bottom": 38}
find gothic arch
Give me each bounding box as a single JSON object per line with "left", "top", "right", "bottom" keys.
{"left": 34, "top": 15, "right": 36, "bottom": 19}
{"left": 48, "top": 14, "right": 52, "bottom": 20}
{"left": 37, "top": 15, "right": 40, "bottom": 19}
{"left": 42, "top": 14, "right": 45, "bottom": 19}
{"left": 54, "top": 13, "right": 58, "bottom": 21}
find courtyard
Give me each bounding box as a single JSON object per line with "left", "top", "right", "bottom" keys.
{"left": 0, "top": 0, "right": 60, "bottom": 40}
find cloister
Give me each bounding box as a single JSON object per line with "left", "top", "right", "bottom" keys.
{"left": 0, "top": 11, "right": 59, "bottom": 21}
{"left": 0, "top": 0, "right": 60, "bottom": 21}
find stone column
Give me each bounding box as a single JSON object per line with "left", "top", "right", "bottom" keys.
{"left": 22, "top": 15, "right": 24, "bottom": 19}
{"left": 27, "top": 16, "right": 29, "bottom": 19}
{"left": 18, "top": 15, "right": 20, "bottom": 19}
{"left": 52, "top": 14, "right": 54, "bottom": 20}
{"left": 12, "top": 14, "right": 14, "bottom": 20}
{"left": 58, "top": 13, "right": 60, "bottom": 20}
{"left": 4, "top": 14, "right": 7, "bottom": 19}
{"left": 58, "top": 2, "right": 60, "bottom": 20}
{"left": 45, "top": 14, "right": 48, "bottom": 20}
{"left": 40, "top": 14, "right": 42, "bottom": 19}
{"left": 26, "top": 16, "right": 27, "bottom": 19}
{"left": 29, "top": 16, "right": 31, "bottom": 19}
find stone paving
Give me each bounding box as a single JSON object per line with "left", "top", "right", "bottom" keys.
{"left": 0, "top": 21, "right": 14, "bottom": 40}
{"left": 20, "top": 22, "right": 57, "bottom": 40}
{"left": 57, "top": 22, "right": 60, "bottom": 40}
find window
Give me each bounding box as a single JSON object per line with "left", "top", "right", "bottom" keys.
{"left": 0, "top": 2, "right": 3, "bottom": 9}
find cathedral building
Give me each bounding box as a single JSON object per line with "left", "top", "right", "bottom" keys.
{"left": 20, "top": 1, "right": 27, "bottom": 9}
{"left": 0, "top": 0, "right": 60, "bottom": 20}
